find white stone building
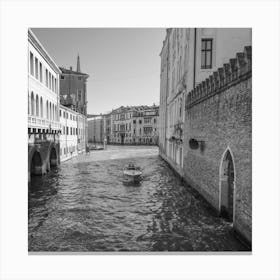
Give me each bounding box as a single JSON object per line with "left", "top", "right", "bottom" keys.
{"left": 59, "top": 105, "right": 79, "bottom": 162}
{"left": 28, "top": 29, "right": 61, "bottom": 181}
{"left": 28, "top": 29, "right": 60, "bottom": 135}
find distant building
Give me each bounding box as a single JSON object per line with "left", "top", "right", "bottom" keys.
{"left": 77, "top": 114, "right": 87, "bottom": 152}
{"left": 59, "top": 55, "right": 89, "bottom": 149}
{"left": 59, "top": 55, "right": 89, "bottom": 115}
{"left": 103, "top": 113, "right": 112, "bottom": 143}
{"left": 59, "top": 105, "right": 79, "bottom": 161}
{"left": 88, "top": 115, "right": 104, "bottom": 143}
{"left": 110, "top": 105, "right": 159, "bottom": 145}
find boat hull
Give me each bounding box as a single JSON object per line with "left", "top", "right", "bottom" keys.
{"left": 123, "top": 170, "right": 142, "bottom": 183}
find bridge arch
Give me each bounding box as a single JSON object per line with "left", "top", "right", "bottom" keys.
{"left": 49, "top": 144, "right": 58, "bottom": 168}
{"left": 219, "top": 147, "right": 236, "bottom": 222}
{"left": 30, "top": 148, "right": 43, "bottom": 176}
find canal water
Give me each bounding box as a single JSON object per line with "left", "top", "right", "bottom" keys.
{"left": 29, "top": 145, "right": 248, "bottom": 252}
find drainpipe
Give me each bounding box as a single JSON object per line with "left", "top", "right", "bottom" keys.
{"left": 193, "top": 28, "right": 197, "bottom": 89}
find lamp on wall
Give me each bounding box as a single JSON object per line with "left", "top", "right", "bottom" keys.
{"left": 189, "top": 138, "right": 205, "bottom": 151}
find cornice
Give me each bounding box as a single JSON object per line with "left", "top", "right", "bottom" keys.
{"left": 28, "top": 29, "right": 61, "bottom": 74}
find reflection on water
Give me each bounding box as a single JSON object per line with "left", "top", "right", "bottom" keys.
{"left": 28, "top": 145, "right": 248, "bottom": 252}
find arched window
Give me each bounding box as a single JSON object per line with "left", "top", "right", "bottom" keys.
{"left": 35, "top": 95, "right": 39, "bottom": 116}
{"left": 40, "top": 97, "right": 43, "bottom": 118}
{"left": 52, "top": 104, "right": 55, "bottom": 121}
{"left": 49, "top": 102, "right": 52, "bottom": 120}
{"left": 46, "top": 101, "right": 49, "bottom": 119}
{"left": 28, "top": 92, "right": 30, "bottom": 115}
{"left": 55, "top": 105, "right": 57, "bottom": 121}
{"left": 31, "top": 92, "right": 35, "bottom": 115}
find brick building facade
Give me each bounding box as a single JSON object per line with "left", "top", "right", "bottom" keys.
{"left": 59, "top": 56, "right": 89, "bottom": 116}
{"left": 184, "top": 47, "right": 252, "bottom": 243}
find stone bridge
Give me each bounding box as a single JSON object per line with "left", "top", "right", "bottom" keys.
{"left": 28, "top": 132, "right": 60, "bottom": 183}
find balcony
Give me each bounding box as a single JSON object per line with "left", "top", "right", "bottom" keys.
{"left": 28, "top": 115, "right": 60, "bottom": 130}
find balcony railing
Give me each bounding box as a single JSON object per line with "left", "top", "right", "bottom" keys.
{"left": 28, "top": 115, "right": 60, "bottom": 130}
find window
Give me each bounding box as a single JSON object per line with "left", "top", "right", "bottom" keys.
{"left": 144, "top": 127, "right": 152, "bottom": 135}
{"left": 59, "top": 110, "right": 61, "bottom": 117}
{"left": 66, "top": 126, "right": 69, "bottom": 135}
{"left": 30, "top": 52, "right": 34, "bottom": 75}
{"left": 35, "top": 57, "right": 38, "bottom": 79}
{"left": 78, "top": 77, "right": 82, "bottom": 80}
{"left": 201, "top": 39, "right": 213, "bottom": 69}
{"left": 46, "top": 101, "right": 49, "bottom": 119}
{"left": 45, "top": 69, "right": 48, "bottom": 86}
{"left": 52, "top": 76, "right": 54, "bottom": 92}
{"left": 61, "top": 75, "right": 65, "bottom": 79}
{"left": 35, "top": 95, "right": 39, "bottom": 116}
{"left": 144, "top": 117, "right": 151, "bottom": 124}
{"left": 28, "top": 92, "right": 30, "bottom": 114}
{"left": 39, "top": 62, "right": 42, "bottom": 82}
{"left": 139, "top": 120, "right": 142, "bottom": 124}
{"left": 31, "top": 92, "right": 35, "bottom": 115}
{"left": 78, "top": 90, "right": 82, "bottom": 101}
{"left": 40, "top": 97, "right": 43, "bottom": 117}
{"left": 49, "top": 102, "right": 52, "bottom": 120}
{"left": 49, "top": 72, "right": 52, "bottom": 89}
{"left": 54, "top": 78, "right": 57, "bottom": 93}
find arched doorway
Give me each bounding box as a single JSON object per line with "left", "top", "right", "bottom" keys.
{"left": 31, "top": 151, "right": 42, "bottom": 176}
{"left": 49, "top": 147, "right": 58, "bottom": 168}
{"left": 219, "top": 149, "right": 235, "bottom": 222}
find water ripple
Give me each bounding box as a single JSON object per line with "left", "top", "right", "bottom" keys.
{"left": 29, "top": 146, "right": 248, "bottom": 252}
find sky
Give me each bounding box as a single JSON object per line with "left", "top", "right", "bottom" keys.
{"left": 32, "top": 28, "right": 166, "bottom": 115}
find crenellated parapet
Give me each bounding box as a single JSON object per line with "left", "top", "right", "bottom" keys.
{"left": 186, "top": 46, "right": 252, "bottom": 110}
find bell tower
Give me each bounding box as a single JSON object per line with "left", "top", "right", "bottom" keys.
{"left": 76, "top": 53, "right": 81, "bottom": 72}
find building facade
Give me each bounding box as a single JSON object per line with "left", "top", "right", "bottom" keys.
{"left": 59, "top": 55, "right": 89, "bottom": 151}
{"left": 159, "top": 28, "right": 252, "bottom": 244}
{"left": 103, "top": 113, "right": 112, "bottom": 144}
{"left": 88, "top": 115, "right": 104, "bottom": 144}
{"left": 184, "top": 46, "right": 252, "bottom": 244}
{"left": 59, "top": 105, "right": 79, "bottom": 162}
{"left": 159, "top": 29, "right": 189, "bottom": 176}
{"left": 159, "top": 28, "right": 252, "bottom": 175}
{"left": 59, "top": 56, "right": 89, "bottom": 115}
{"left": 28, "top": 29, "right": 61, "bottom": 182}
{"left": 59, "top": 105, "right": 87, "bottom": 162}
{"left": 109, "top": 105, "right": 159, "bottom": 145}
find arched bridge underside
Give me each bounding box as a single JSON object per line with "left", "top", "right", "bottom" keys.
{"left": 28, "top": 134, "right": 60, "bottom": 183}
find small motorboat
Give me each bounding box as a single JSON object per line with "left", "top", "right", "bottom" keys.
{"left": 90, "top": 145, "right": 104, "bottom": 151}
{"left": 123, "top": 163, "right": 142, "bottom": 183}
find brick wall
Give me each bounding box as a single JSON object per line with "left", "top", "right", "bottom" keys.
{"left": 183, "top": 46, "right": 252, "bottom": 243}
